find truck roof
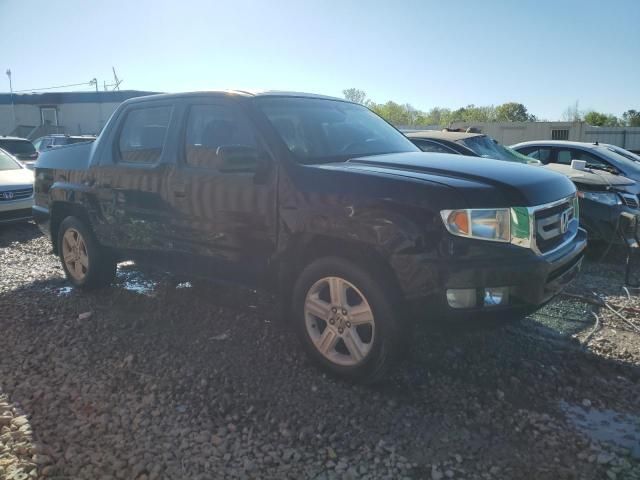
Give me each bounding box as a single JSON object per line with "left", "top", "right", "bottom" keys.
{"left": 124, "top": 90, "right": 348, "bottom": 105}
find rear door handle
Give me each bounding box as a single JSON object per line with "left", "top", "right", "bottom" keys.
{"left": 173, "top": 183, "right": 186, "bottom": 198}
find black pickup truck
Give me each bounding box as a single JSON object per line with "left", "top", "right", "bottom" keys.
{"left": 33, "top": 91, "right": 586, "bottom": 381}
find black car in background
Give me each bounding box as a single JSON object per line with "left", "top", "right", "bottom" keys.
{"left": 0, "top": 136, "right": 38, "bottom": 168}
{"left": 406, "top": 130, "right": 540, "bottom": 165}
{"left": 32, "top": 134, "right": 97, "bottom": 152}
{"left": 409, "top": 131, "right": 640, "bottom": 249}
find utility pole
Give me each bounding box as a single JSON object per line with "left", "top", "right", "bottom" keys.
{"left": 6, "top": 69, "right": 17, "bottom": 132}
{"left": 90, "top": 78, "right": 103, "bottom": 134}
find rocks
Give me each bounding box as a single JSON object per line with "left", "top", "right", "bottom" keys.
{"left": 0, "top": 224, "right": 639, "bottom": 479}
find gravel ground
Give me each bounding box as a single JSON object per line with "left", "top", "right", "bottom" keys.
{"left": 0, "top": 222, "right": 639, "bottom": 480}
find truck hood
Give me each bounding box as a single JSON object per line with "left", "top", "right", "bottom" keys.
{"left": 0, "top": 167, "right": 34, "bottom": 188}
{"left": 324, "top": 152, "right": 576, "bottom": 207}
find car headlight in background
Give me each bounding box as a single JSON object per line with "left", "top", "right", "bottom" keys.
{"left": 577, "top": 191, "right": 620, "bottom": 206}
{"left": 440, "top": 208, "right": 511, "bottom": 242}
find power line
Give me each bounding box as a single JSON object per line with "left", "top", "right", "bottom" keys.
{"left": 14, "top": 81, "right": 95, "bottom": 93}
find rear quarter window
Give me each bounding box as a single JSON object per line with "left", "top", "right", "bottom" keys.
{"left": 118, "top": 106, "right": 171, "bottom": 164}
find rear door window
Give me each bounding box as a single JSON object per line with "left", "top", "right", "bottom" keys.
{"left": 118, "top": 106, "right": 171, "bottom": 164}
{"left": 520, "top": 147, "right": 552, "bottom": 164}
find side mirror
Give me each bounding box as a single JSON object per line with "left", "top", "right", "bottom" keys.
{"left": 216, "top": 145, "right": 264, "bottom": 173}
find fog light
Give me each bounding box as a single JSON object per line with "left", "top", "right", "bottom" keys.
{"left": 484, "top": 287, "right": 509, "bottom": 307}
{"left": 446, "top": 289, "right": 477, "bottom": 309}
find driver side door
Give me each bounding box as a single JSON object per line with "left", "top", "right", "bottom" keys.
{"left": 165, "top": 100, "right": 277, "bottom": 285}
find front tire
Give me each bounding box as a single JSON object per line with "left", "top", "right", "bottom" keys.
{"left": 292, "top": 257, "right": 401, "bottom": 383}
{"left": 57, "top": 216, "right": 116, "bottom": 289}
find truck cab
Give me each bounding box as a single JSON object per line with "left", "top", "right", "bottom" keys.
{"left": 33, "top": 91, "right": 586, "bottom": 382}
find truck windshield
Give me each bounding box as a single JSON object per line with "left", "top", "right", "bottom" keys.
{"left": 460, "top": 136, "right": 536, "bottom": 165}
{"left": 0, "top": 149, "right": 21, "bottom": 170}
{"left": 255, "top": 97, "right": 418, "bottom": 163}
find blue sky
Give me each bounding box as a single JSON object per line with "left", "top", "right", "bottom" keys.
{"left": 1, "top": 0, "right": 638, "bottom": 120}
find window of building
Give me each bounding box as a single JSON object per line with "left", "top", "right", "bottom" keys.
{"left": 40, "top": 107, "right": 58, "bottom": 126}
{"left": 551, "top": 129, "right": 569, "bottom": 141}
{"left": 118, "top": 106, "right": 171, "bottom": 164}
{"left": 184, "top": 104, "right": 256, "bottom": 169}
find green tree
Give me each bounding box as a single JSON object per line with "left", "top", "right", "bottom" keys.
{"left": 369, "top": 101, "right": 412, "bottom": 125}
{"left": 622, "top": 109, "right": 640, "bottom": 127}
{"left": 495, "top": 102, "right": 534, "bottom": 122}
{"left": 422, "top": 107, "right": 451, "bottom": 126}
{"left": 584, "top": 111, "right": 620, "bottom": 126}
{"left": 342, "top": 88, "right": 367, "bottom": 104}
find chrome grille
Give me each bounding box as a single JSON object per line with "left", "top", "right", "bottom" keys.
{"left": 534, "top": 199, "right": 575, "bottom": 254}
{"left": 620, "top": 193, "right": 639, "bottom": 209}
{"left": 0, "top": 186, "right": 33, "bottom": 201}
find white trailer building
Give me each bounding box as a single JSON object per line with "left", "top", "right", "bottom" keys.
{"left": 0, "top": 90, "right": 158, "bottom": 139}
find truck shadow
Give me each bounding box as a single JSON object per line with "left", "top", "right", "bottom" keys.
{"left": 0, "top": 222, "right": 42, "bottom": 248}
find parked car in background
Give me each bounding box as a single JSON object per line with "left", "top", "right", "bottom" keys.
{"left": 0, "top": 148, "right": 34, "bottom": 225}
{"left": 410, "top": 133, "right": 640, "bottom": 248}
{"left": 33, "top": 91, "right": 585, "bottom": 382}
{"left": 0, "top": 136, "right": 38, "bottom": 168}
{"left": 602, "top": 144, "right": 640, "bottom": 163}
{"left": 512, "top": 141, "right": 640, "bottom": 184}
{"left": 32, "top": 134, "right": 97, "bottom": 152}
{"left": 544, "top": 163, "right": 640, "bottom": 250}
{"left": 406, "top": 130, "right": 540, "bottom": 165}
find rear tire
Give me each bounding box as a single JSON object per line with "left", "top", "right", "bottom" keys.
{"left": 292, "top": 256, "right": 401, "bottom": 383}
{"left": 57, "top": 216, "right": 116, "bottom": 289}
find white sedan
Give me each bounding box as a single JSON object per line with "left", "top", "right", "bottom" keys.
{"left": 0, "top": 148, "right": 34, "bottom": 225}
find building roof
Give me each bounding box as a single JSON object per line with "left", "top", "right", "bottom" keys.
{"left": 0, "top": 90, "right": 159, "bottom": 105}
{"left": 405, "top": 130, "right": 484, "bottom": 141}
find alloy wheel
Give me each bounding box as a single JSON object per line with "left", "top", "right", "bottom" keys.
{"left": 62, "top": 228, "right": 89, "bottom": 281}
{"left": 304, "top": 276, "right": 375, "bottom": 366}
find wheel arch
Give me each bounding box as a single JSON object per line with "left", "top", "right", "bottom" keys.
{"left": 49, "top": 201, "right": 92, "bottom": 254}
{"left": 276, "top": 233, "right": 405, "bottom": 307}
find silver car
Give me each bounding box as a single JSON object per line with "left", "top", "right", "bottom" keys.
{"left": 0, "top": 148, "right": 34, "bottom": 224}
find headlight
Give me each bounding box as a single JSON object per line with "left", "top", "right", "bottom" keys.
{"left": 577, "top": 191, "right": 620, "bottom": 206}
{"left": 440, "top": 208, "right": 511, "bottom": 242}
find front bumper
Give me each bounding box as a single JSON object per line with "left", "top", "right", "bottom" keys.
{"left": 580, "top": 199, "right": 638, "bottom": 244}
{"left": 400, "top": 227, "right": 587, "bottom": 316}
{"left": 0, "top": 197, "right": 34, "bottom": 224}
